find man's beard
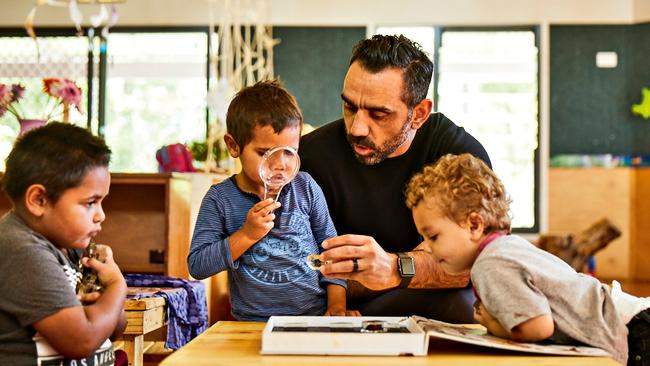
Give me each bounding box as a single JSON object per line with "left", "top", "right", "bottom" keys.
{"left": 346, "top": 110, "right": 413, "bottom": 165}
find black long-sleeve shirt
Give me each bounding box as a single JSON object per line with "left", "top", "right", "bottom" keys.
{"left": 300, "top": 113, "right": 491, "bottom": 253}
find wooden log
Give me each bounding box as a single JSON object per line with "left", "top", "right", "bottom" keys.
{"left": 536, "top": 218, "right": 621, "bottom": 272}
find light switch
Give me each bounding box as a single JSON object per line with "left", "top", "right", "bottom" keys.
{"left": 596, "top": 52, "right": 618, "bottom": 68}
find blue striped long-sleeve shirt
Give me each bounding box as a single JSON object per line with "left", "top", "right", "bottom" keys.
{"left": 187, "top": 172, "right": 346, "bottom": 320}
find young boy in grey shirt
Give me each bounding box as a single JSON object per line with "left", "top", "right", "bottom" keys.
{"left": 405, "top": 153, "right": 650, "bottom": 365}
{"left": 0, "top": 123, "right": 127, "bottom": 365}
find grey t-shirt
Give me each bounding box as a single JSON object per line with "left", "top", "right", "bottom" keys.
{"left": 0, "top": 212, "right": 114, "bottom": 365}
{"left": 471, "top": 234, "right": 627, "bottom": 364}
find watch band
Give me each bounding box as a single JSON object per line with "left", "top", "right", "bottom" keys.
{"left": 397, "top": 252, "right": 415, "bottom": 289}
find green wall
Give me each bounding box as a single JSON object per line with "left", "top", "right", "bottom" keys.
{"left": 551, "top": 23, "right": 650, "bottom": 154}
{"left": 273, "top": 24, "right": 650, "bottom": 152}
{"left": 273, "top": 26, "right": 366, "bottom": 126}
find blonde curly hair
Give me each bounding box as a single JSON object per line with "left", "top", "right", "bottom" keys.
{"left": 405, "top": 153, "right": 512, "bottom": 233}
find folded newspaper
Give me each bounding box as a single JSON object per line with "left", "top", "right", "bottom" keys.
{"left": 261, "top": 315, "right": 610, "bottom": 358}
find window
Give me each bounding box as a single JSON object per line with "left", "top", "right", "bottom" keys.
{"left": 438, "top": 29, "right": 539, "bottom": 231}
{"left": 0, "top": 28, "right": 210, "bottom": 173}
{"left": 0, "top": 34, "right": 89, "bottom": 171}
{"left": 103, "top": 31, "right": 208, "bottom": 172}
{"left": 375, "top": 26, "right": 540, "bottom": 232}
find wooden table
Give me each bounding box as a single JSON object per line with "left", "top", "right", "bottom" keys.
{"left": 160, "top": 321, "right": 619, "bottom": 366}
{"left": 121, "top": 288, "right": 181, "bottom": 366}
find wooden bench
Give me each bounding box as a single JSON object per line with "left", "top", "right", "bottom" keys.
{"left": 120, "top": 288, "right": 182, "bottom": 366}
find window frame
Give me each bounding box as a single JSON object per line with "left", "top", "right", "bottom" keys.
{"left": 435, "top": 25, "right": 541, "bottom": 234}
{"left": 1, "top": 25, "right": 541, "bottom": 232}
{"left": 94, "top": 26, "right": 212, "bottom": 137}
{"left": 0, "top": 26, "right": 96, "bottom": 129}
{"left": 0, "top": 26, "right": 213, "bottom": 136}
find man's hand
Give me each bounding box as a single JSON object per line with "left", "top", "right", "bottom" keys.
{"left": 319, "top": 235, "right": 400, "bottom": 291}
{"left": 240, "top": 198, "right": 280, "bottom": 243}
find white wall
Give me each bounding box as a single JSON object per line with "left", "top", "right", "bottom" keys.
{"left": 0, "top": 0, "right": 642, "bottom": 27}
{"left": 269, "top": 0, "right": 635, "bottom": 26}
{"left": 634, "top": 0, "right": 650, "bottom": 22}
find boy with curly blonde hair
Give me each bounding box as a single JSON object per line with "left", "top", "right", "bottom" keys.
{"left": 405, "top": 153, "right": 650, "bottom": 365}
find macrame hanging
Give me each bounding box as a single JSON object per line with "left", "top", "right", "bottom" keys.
{"left": 204, "top": 0, "right": 279, "bottom": 172}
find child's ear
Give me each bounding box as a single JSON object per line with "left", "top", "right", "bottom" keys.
{"left": 23, "top": 184, "right": 49, "bottom": 217}
{"left": 467, "top": 212, "right": 485, "bottom": 241}
{"left": 223, "top": 134, "right": 240, "bottom": 158}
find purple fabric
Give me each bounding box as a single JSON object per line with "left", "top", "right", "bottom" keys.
{"left": 125, "top": 274, "right": 208, "bottom": 350}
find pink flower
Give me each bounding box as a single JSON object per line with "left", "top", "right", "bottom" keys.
{"left": 58, "top": 79, "right": 82, "bottom": 111}
{"left": 10, "top": 84, "right": 25, "bottom": 103}
{"left": 0, "top": 84, "right": 11, "bottom": 118}
{"left": 0, "top": 84, "right": 11, "bottom": 107}
{"left": 0, "top": 78, "right": 83, "bottom": 124}
{"left": 43, "top": 78, "right": 83, "bottom": 112}
{"left": 0, "top": 83, "right": 23, "bottom": 119}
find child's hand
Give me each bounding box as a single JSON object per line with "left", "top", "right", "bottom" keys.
{"left": 324, "top": 306, "right": 361, "bottom": 316}
{"left": 81, "top": 245, "right": 125, "bottom": 288}
{"left": 241, "top": 198, "right": 281, "bottom": 242}
{"left": 77, "top": 291, "right": 101, "bottom": 303}
{"left": 473, "top": 300, "right": 510, "bottom": 338}
{"left": 473, "top": 299, "right": 485, "bottom": 323}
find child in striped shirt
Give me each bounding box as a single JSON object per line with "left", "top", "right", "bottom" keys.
{"left": 188, "top": 80, "right": 355, "bottom": 320}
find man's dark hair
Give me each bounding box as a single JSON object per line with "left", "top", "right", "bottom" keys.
{"left": 226, "top": 79, "right": 302, "bottom": 148}
{"left": 2, "top": 122, "right": 111, "bottom": 204}
{"left": 350, "top": 34, "right": 433, "bottom": 108}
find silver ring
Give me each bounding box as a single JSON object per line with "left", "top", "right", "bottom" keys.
{"left": 352, "top": 258, "right": 359, "bottom": 272}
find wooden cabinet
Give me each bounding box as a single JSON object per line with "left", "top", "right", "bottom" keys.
{"left": 548, "top": 168, "right": 650, "bottom": 280}
{"left": 96, "top": 173, "right": 192, "bottom": 278}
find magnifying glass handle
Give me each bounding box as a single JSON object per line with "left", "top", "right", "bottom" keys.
{"left": 263, "top": 184, "right": 284, "bottom": 202}
{"left": 273, "top": 186, "right": 284, "bottom": 202}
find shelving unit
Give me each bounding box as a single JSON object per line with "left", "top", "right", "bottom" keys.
{"left": 96, "top": 173, "right": 192, "bottom": 277}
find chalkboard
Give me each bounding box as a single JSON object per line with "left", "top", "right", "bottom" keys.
{"left": 273, "top": 27, "right": 366, "bottom": 126}
{"left": 550, "top": 23, "right": 650, "bottom": 155}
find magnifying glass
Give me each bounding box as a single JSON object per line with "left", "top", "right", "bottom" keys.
{"left": 258, "top": 146, "right": 300, "bottom": 201}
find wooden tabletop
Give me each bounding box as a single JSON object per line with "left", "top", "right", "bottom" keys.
{"left": 160, "top": 321, "right": 619, "bottom": 366}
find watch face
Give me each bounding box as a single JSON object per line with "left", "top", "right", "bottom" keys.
{"left": 399, "top": 257, "right": 415, "bottom": 276}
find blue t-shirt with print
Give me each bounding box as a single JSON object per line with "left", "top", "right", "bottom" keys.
{"left": 188, "top": 172, "right": 346, "bottom": 320}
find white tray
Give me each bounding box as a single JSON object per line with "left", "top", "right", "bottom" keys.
{"left": 261, "top": 316, "right": 427, "bottom": 356}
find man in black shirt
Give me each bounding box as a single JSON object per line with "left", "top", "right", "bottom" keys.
{"left": 299, "top": 34, "right": 490, "bottom": 322}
